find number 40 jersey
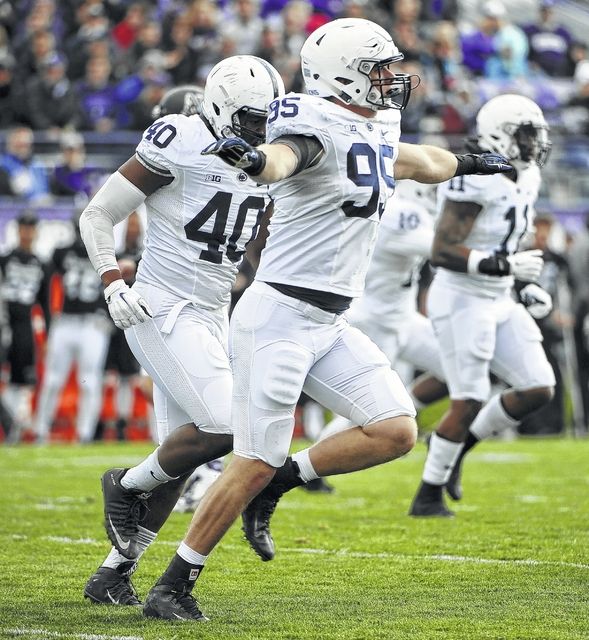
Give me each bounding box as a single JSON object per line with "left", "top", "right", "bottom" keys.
{"left": 135, "top": 113, "right": 270, "bottom": 309}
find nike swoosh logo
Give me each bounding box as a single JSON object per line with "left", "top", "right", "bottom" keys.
{"left": 106, "top": 589, "right": 120, "bottom": 605}
{"left": 173, "top": 613, "right": 184, "bottom": 620}
{"left": 108, "top": 514, "right": 130, "bottom": 551}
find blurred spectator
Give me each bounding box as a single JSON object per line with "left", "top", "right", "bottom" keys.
{"left": 523, "top": 0, "right": 573, "bottom": 77}
{"left": 185, "top": 0, "right": 223, "bottom": 81}
{"left": 519, "top": 213, "right": 570, "bottom": 435}
{"left": 77, "top": 56, "right": 121, "bottom": 132}
{"left": 221, "top": 0, "right": 264, "bottom": 56}
{"left": 15, "top": 28, "right": 56, "bottom": 80}
{"left": 127, "top": 71, "right": 170, "bottom": 130}
{"left": 25, "top": 52, "right": 82, "bottom": 131}
{"left": 396, "top": 60, "right": 439, "bottom": 134}
{"left": 0, "top": 52, "right": 23, "bottom": 128}
{"left": 0, "top": 127, "right": 50, "bottom": 204}
{"left": 128, "top": 19, "right": 164, "bottom": 68}
{"left": 163, "top": 13, "right": 199, "bottom": 85}
{"left": 419, "top": 0, "right": 458, "bottom": 21}
{"left": 50, "top": 131, "right": 105, "bottom": 198}
{"left": 389, "top": 0, "right": 428, "bottom": 63}
{"left": 430, "top": 21, "right": 463, "bottom": 92}
{"left": 64, "top": 2, "right": 111, "bottom": 80}
{"left": 112, "top": 2, "right": 149, "bottom": 51}
{"left": 568, "top": 214, "right": 589, "bottom": 427}
{"left": 0, "top": 211, "right": 50, "bottom": 443}
{"left": 481, "top": 1, "right": 529, "bottom": 80}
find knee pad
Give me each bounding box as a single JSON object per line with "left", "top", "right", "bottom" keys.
{"left": 254, "top": 416, "right": 295, "bottom": 468}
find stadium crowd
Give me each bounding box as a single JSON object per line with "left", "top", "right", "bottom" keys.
{"left": 0, "top": 0, "right": 588, "bottom": 134}
{"left": 0, "top": 0, "right": 588, "bottom": 445}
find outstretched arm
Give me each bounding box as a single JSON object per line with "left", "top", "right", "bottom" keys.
{"left": 395, "top": 142, "right": 511, "bottom": 183}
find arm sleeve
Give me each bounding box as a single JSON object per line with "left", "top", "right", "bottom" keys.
{"left": 79, "top": 171, "right": 147, "bottom": 278}
{"left": 271, "top": 135, "right": 324, "bottom": 176}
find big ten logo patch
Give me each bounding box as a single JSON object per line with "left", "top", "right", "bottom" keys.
{"left": 205, "top": 174, "right": 222, "bottom": 183}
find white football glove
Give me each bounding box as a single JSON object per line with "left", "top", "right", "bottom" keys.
{"left": 104, "top": 279, "right": 152, "bottom": 330}
{"left": 505, "top": 249, "right": 544, "bottom": 282}
{"left": 519, "top": 283, "right": 553, "bottom": 319}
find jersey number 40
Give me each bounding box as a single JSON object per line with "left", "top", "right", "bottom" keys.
{"left": 184, "top": 192, "right": 266, "bottom": 264}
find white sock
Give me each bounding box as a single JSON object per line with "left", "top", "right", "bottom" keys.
{"left": 101, "top": 526, "right": 157, "bottom": 569}
{"left": 177, "top": 540, "right": 208, "bottom": 566}
{"left": 318, "top": 415, "right": 353, "bottom": 441}
{"left": 470, "top": 394, "right": 518, "bottom": 441}
{"left": 121, "top": 449, "right": 178, "bottom": 491}
{"left": 292, "top": 448, "right": 320, "bottom": 482}
{"left": 422, "top": 432, "right": 463, "bottom": 485}
{"left": 302, "top": 401, "right": 325, "bottom": 441}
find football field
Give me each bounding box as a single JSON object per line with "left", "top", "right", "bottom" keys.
{"left": 1, "top": 437, "right": 588, "bottom": 640}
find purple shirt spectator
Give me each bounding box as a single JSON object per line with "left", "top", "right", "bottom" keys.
{"left": 523, "top": 1, "right": 573, "bottom": 77}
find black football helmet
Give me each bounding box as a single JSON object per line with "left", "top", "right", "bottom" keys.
{"left": 151, "top": 85, "right": 204, "bottom": 120}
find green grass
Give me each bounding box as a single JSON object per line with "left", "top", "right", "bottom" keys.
{"left": 1, "top": 437, "right": 588, "bottom": 640}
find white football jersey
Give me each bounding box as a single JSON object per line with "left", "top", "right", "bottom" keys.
{"left": 135, "top": 113, "right": 269, "bottom": 309}
{"left": 255, "top": 93, "right": 401, "bottom": 298}
{"left": 348, "top": 192, "right": 434, "bottom": 328}
{"left": 435, "top": 166, "right": 541, "bottom": 295}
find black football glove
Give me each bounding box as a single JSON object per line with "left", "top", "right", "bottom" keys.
{"left": 202, "top": 137, "right": 266, "bottom": 176}
{"left": 454, "top": 152, "right": 512, "bottom": 176}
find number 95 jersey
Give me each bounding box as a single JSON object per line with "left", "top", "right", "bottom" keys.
{"left": 435, "top": 165, "right": 541, "bottom": 296}
{"left": 255, "top": 93, "right": 401, "bottom": 298}
{"left": 135, "top": 114, "right": 269, "bottom": 309}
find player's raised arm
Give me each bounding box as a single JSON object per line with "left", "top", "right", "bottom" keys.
{"left": 395, "top": 142, "right": 512, "bottom": 183}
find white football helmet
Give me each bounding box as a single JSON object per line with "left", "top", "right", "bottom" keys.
{"left": 476, "top": 94, "right": 551, "bottom": 168}
{"left": 300, "top": 18, "right": 416, "bottom": 110}
{"left": 201, "top": 55, "right": 285, "bottom": 146}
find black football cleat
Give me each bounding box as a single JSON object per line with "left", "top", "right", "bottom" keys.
{"left": 445, "top": 460, "right": 463, "bottom": 501}
{"left": 409, "top": 496, "right": 455, "bottom": 517}
{"left": 143, "top": 581, "right": 208, "bottom": 621}
{"left": 301, "top": 477, "right": 335, "bottom": 494}
{"left": 409, "top": 481, "right": 454, "bottom": 517}
{"left": 101, "top": 468, "right": 151, "bottom": 559}
{"left": 84, "top": 563, "right": 141, "bottom": 606}
{"left": 242, "top": 486, "right": 281, "bottom": 561}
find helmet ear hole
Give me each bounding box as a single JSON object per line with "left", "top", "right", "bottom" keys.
{"left": 213, "top": 103, "right": 221, "bottom": 116}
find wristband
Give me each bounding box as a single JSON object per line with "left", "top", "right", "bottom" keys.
{"left": 478, "top": 253, "right": 510, "bottom": 277}
{"left": 243, "top": 149, "right": 267, "bottom": 177}
{"left": 454, "top": 154, "right": 477, "bottom": 177}
{"left": 466, "top": 250, "right": 490, "bottom": 275}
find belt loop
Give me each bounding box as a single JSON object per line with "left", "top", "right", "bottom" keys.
{"left": 160, "top": 300, "right": 191, "bottom": 335}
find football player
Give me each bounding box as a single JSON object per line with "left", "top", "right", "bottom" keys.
{"left": 34, "top": 212, "right": 110, "bottom": 444}
{"left": 79, "top": 59, "right": 284, "bottom": 608}
{"left": 0, "top": 211, "right": 50, "bottom": 442}
{"left": 136, "top": 19, "right": 512, "bottom": 620}
{"left": 409, "top": 94, "right": 555, "bottom": 517}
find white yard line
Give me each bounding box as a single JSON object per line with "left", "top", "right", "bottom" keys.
{"left": 4, "top": 629, "right": 143, "bottom": 640}
{"left": 38, "top": 535, "right": 589, "bottom": 571}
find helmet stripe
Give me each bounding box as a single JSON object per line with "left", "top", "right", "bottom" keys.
{"left": 256, "top": 57, "right": 281, "bottom": 99}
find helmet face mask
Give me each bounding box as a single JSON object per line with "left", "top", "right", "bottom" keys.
{"left": 201, "top": 55, "right": 285, "bottom": 147}
{"left": 476, "top": 94, "right": 551, "bottom": 168}
{"left": 301, "top": 18, "right": 417, "bottom": 111}
{"left": 230, "top": 107, "right": 268, "bottom": 146}
{"left": 360, "top": 57, "right": 417, "bottom": 110}
{"left": 511, "top": 122, "right": 551, "bottom": 167}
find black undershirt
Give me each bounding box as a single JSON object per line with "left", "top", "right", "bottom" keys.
{"left": 267, "top": 282, "right": 352, "bottom": 314}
